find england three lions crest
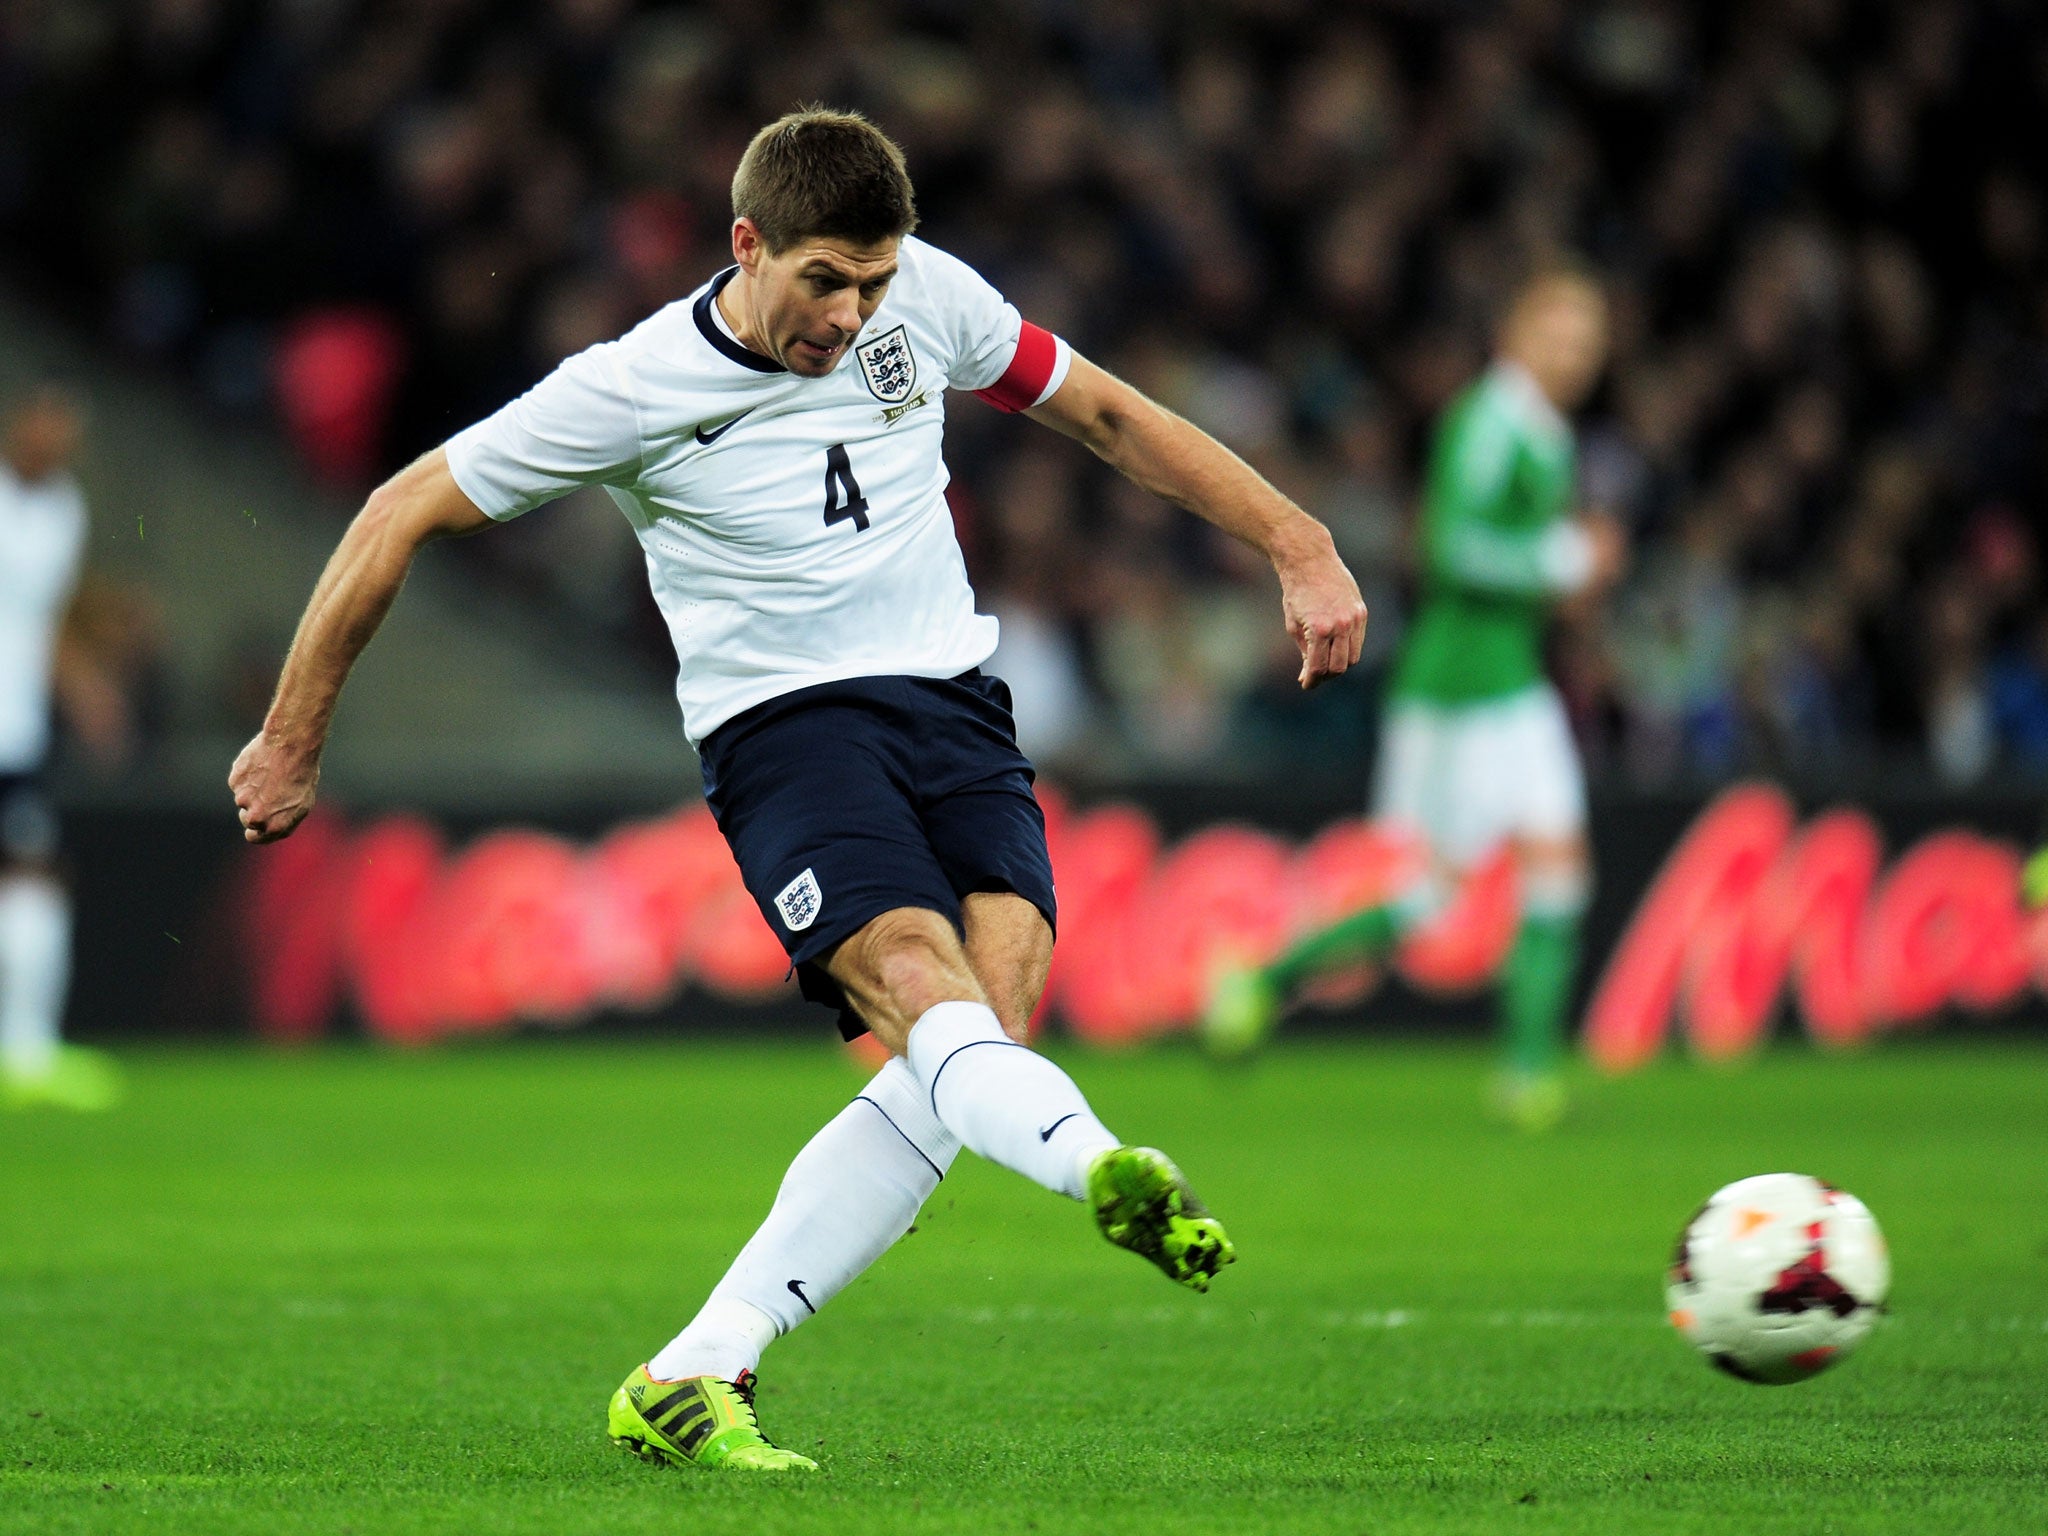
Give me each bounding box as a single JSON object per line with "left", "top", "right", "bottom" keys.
{"left": 856, "top": 325, "right": 917, "bottom": 403}
{"left": 774, "top": 867, "right": 823, "bottom": 932}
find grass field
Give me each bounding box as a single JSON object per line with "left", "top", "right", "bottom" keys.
{"left": 2, "top": 1035, "right": 2044, "bottom": 1535}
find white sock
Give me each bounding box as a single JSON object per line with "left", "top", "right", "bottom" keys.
{"left": 647, "top": 1056, "right": 959, "bottom": 1382}
{"left": 0, "top": 878, "right": 70, "bottom": 1078}
{"left": 905, "top": 1001, "right": 1120, "bottom": 1201}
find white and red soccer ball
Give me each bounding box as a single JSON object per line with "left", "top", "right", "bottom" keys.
{"left": 1667, "top": 1173, "right": 1890, "bottom": 1384}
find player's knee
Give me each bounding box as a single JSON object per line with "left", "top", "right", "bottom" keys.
{"left": 848, "top": 907, "right": 980, "bottom": 1007}
{"left": 1394, "top": 867, "right": 1455, "bottom": 928}
{"left": 1516, "top": 849, "right": 1591, "bottom": 921}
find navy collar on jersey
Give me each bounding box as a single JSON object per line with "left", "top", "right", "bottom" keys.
{"left": 694, "top": 268, "right": 785, "bottom": 374}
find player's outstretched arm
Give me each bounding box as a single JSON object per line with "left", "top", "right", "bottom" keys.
{"left": 1026, "top": 353, "right": 1367, "bottom": 688}
{"left": 228, "top": 449, "right": 488, "bottom": 843}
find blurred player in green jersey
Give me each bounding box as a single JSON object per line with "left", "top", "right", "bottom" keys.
{"left": 1204, "top": 270, "right": 1623, "bottom": 1129}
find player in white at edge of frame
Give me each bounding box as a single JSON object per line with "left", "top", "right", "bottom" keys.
{"left": 0, "top": 383, "right": 125, "bottom": 1113}
{"left": 228, "top": 108, "right": 1368, "bottom": 1473}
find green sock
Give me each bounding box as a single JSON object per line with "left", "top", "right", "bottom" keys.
{"left": 1500, "top": 915, "right": 1580, "bottom": 1077}
{"left": 1264, "top": 904, "right": 1407, "bottom": 996}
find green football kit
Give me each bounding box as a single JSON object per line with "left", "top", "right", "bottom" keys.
{"left": 1206, "top": 363, "right": 1595, "bottom": 1122}
{"left": 1392, "top": 360, "right": 1584, "bottom": 708}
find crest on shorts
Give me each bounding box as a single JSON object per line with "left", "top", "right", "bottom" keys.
{"left": 774, "top": 867, "right": 824, "bottom": 932}
{"left": 856, "top": 325, "right": 916, "bottom": 403}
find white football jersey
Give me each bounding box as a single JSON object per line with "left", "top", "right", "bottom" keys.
{"left": 445, "top": 235, "right": 1070, "bottom": 746}
{"left": 0, "top": 463, "right": 87, "bottom": 772}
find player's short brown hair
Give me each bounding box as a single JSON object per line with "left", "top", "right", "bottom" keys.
{"left": 731, "top": 107, "right": 918, "bottom": 254}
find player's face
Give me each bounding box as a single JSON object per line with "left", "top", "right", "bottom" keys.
{"left": 1506, "top": 286, "right": 1609, "bottom": 412}
{"left": 2, "top": 397, "right": 83, "bottom": 481}
{"left": 734, "top": 224, "right": 900, "bottom": 377}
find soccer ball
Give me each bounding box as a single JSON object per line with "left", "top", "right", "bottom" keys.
{"left": 1666, "top": 1172, "right": 1890, "bottom": 1384}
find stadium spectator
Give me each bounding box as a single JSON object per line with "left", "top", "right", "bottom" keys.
{"left": 2, "top": 0, "right": 2044, "bottom": 784}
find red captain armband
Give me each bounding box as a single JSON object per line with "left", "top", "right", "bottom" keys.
{"left": 974, "top": 322, "right": 1063, "bottom": 413}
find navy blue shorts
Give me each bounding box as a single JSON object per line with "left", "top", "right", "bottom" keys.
{"left": 0, "top": 771, "right": 58, "bottom": 866}
{"left": 698, "top": 669, "right": 1056, "bottom": 1037}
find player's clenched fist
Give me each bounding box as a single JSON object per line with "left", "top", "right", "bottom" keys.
{"left": 228, "top": 733, "right": 320, "bottom": 843}
{"left": 1279, "top": 537, "right": 1370, "bottom": 689}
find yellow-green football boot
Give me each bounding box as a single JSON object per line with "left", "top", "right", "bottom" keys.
{"left": 2023, "top": 845, "right": 2048, "bottom": 909}
{"left": 0, "top": 1045, "right": 124, "bottom": 1112}
{"left": 607, "top": 1365, "right": 817, "bottom": 1473}
{"left": 1487, "top": 1070, "right": 1568, "bottom": 1134}
{"left": 1199, "top": 964, "right": 1281, "bottom": 1060}
{"left": 1087, "top": 1146, "right": 1236, "bottom": 1292}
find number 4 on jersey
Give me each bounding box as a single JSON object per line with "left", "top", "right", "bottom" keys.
{"left": 822, "top": 444, "right": 870, "bottom": 533}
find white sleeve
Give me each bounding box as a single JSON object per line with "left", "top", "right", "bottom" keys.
{"left": 909, "top": 241, "right": 1021, "bottom": 391}
{"left": 910, "top": 241, "right": 1073, "bottom": 409}
{"left": 443, "top": 344, "right": 642, "bottom": 521}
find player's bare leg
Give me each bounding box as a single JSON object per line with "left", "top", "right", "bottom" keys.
{"left": 1202, "top": 861, "right": 1449, "bottom": 1058}
{"left": 826, "top": 905, "right": 995, "bottom": 1053}
{"left": 831, "top": 904, "right": 1233, "bottom": 1289}
{"left": 829, "top": 909, "right": 1111, "bottom": 1197}
{"left": 621, "top": 896, "right": 1058, "bottom": 1472}
{"left": 615, "top": 1039, "right": 953, "bottom": 1473}
{"left": 1493, "top": 832, "right": 1590, "bottom": 1132}
{"left": 618, "top": 916, "right": 971, "bottom": 1473}
{"left": 960, "top": 890, "right": 1053, "bottom": 1042}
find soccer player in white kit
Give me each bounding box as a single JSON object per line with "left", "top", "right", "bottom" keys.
{"left": 230, "top": 110, "right": 1368, "bottom": 1472}
{"left": 0, "top": 385, "right": 122, "bottom": 1111}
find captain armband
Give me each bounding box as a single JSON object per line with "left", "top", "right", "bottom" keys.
{"left": 973, "top": 323, "right": 1072, "bottom": 413}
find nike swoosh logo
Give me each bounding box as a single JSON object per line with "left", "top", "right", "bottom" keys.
{"left": 787, "top": 1278, "right": 816, "bottom": 1314}
{"left": 1038, "top": 1113, "right": 1080, "bottom": 1143}
{"left": 694, "top": 408, "right": 756, "bottom": 445}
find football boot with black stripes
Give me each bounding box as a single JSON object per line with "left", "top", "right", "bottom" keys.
{"left": 607, "top": 1364, "right": 818, "bottom": 1473}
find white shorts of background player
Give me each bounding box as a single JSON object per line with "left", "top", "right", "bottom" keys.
{"left": 1372, "top": 683, "right": 1586, "bottom": 871}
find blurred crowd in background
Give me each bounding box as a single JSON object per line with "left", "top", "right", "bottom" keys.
{"left": 4, "top": 0, "right": 2047, "bottom": 785}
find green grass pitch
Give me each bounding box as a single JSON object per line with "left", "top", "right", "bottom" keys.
{"left": 2, "top": 1034, "right": 2044, "bottom": 1534}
